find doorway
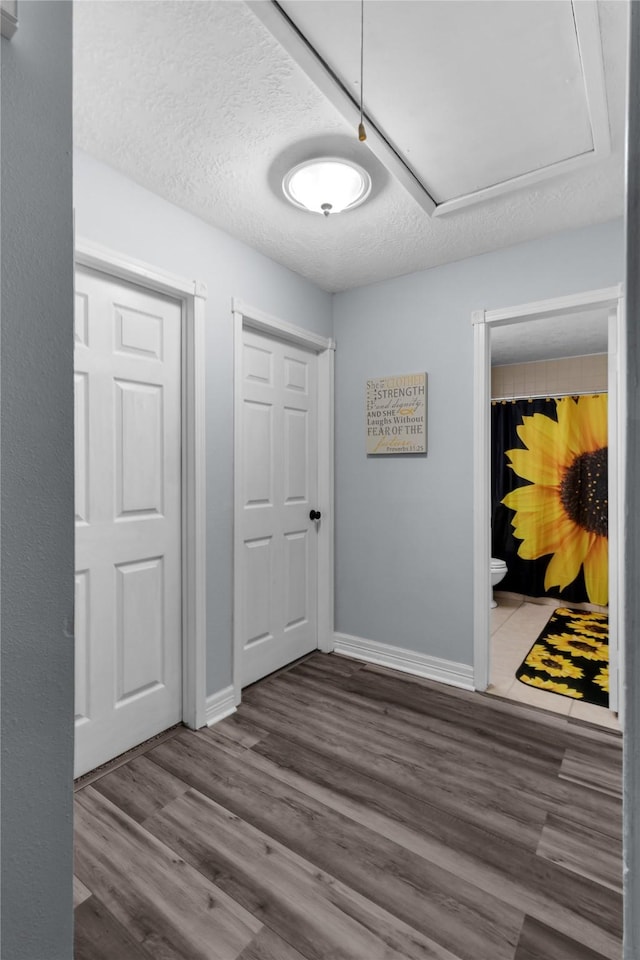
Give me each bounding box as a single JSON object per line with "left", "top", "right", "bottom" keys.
{"left": 473, "top": 285, "right": 624, "bottom": 725}
{"left": 232, "top": 301, "right": 335, "bottom": 702}
{"left": 73, "top": 241, "right": 207, "bottom": 777}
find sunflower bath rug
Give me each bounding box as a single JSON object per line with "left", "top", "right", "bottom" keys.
{"left": 515, "top": 607, "right": 609, "bottom": 706}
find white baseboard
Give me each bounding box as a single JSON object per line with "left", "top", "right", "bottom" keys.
{"left": 333, "top": 632, "right": 474, "bottom": 690}
{"left": 205, "top": 685, "right": 236, "bottom": 727}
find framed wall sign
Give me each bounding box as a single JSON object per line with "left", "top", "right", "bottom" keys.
{"left": 366, "top": 372, "right": 427, "bottom": 454}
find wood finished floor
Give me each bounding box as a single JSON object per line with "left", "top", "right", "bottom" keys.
{"left": 74, "top": 653, "right": 623, "bottom": 960}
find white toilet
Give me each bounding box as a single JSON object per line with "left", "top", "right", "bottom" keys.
{"left": 490, "top": 557, "right": 508, "bottom": 608}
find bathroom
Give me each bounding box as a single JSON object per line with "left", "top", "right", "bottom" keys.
{"left": 487, "top": 307, "right": 618, "bottom": 729}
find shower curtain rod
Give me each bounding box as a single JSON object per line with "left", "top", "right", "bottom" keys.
{"left": 491, "top": 389, "right": 608, "bottom": 402}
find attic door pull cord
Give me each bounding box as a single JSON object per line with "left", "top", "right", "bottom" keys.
{"left": 358, "top": 0, "right": 367, "bottom": 141}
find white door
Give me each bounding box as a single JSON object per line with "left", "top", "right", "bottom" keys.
{"left": 74, "top": 266, "right": 182, "bottom": 778}
{"left": 238, "top": 329, "right": 319, "bottom": 687}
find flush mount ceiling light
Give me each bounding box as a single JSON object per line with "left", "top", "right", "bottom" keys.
{"left": 282, "top": 157, "right": 372, "bottom": 217}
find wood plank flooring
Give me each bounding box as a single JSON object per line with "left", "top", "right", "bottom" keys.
{"left": 74, "top": 652, "right": 623, "bottom": 960}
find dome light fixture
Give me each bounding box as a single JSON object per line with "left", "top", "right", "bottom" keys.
{"left": 282, "top": 157, "right": 372, "bottom": 217}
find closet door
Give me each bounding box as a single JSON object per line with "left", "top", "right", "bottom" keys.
{"left": 74, "top": 266, "right": 182, "bottom": 777}
{"left": 238, "top": 328, "right": 319, "bottom": 687}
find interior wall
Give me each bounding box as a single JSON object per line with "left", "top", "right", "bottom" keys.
{"left": 332, "top": 219, "right": 623, "bottom": 666}
{"left": 491, "top": 354, "right": 608, "bottom": 398}
{"left": 73, "top": 150, "right": 333, "bottom": 695}
{"left": 1, "top": 3, "right": 75, "bottom": 957}
{"left": 624, "top": 2, "right": 640, "bottom": 955}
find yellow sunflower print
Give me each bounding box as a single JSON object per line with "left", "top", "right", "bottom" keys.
{"left": 502, "top": 395, "right": 608, "bottom": 605}
{"left": 524, "top": 644, "right": 584, "bottom": 679}
{"left": 546, "top": 631, "right": 608, "bottom": 662}
{"left": 563, "top": 618, "right": 608, "bottom": 640}
{"left": 564, "top": 609, "right": 607, "bottom": 619}
{"left": 519, "top": 674, "right": 584, "bottom": 699}
{"left": 594, "top": 666, "right": 609, "bottom": 692}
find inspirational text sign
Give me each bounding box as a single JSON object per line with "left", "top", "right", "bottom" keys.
{"left": 366, "top": 373, "right": 427, "bottom": 454}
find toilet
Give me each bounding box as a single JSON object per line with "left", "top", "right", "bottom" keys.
{"left": 490, "top": 557, "right": 508, "bottom": 608}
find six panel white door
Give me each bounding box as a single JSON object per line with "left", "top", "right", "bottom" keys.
{"left": 74, "top": 266, "right": 182, "bottom": 777}
{"left": 240, "top": 329, "right": 319, "bottom": 687}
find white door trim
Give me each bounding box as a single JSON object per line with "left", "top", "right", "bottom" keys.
{"left": 75, "top": 238, "right": 208, "bottom": 730}
{"left": 472, "top": 284, "right": 624, "bottom": 721}
{"left": 232, "top": 298, "right": 335, "bottom": 706}
{"left": 608, "top": 295, "right": 626, "bottom": 722}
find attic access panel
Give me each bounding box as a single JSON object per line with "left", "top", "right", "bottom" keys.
{"left": 269, "top": 0, "right": 610, "bottom": 216}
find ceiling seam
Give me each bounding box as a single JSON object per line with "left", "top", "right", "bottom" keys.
{"left": 570, "top": 0, "right": 597, "bottom": 150}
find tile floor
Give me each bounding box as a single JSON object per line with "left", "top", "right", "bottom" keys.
{"left": 488, "top": 594, "right": 621, "bottom": 731}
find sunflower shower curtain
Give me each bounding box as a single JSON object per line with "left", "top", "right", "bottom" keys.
{"left": 491, "top": 394, "right": 608, "bottom": 606}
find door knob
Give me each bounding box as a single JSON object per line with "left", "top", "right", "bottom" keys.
{"left": 309, "top": 509, "right": 322, "bottom": 521}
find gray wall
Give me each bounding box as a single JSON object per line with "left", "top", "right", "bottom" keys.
{"left": 73, "top": 151, "right": 333, "bottom": 694}
{"left": 332, "top": 219, "right": 624, "bottom": 665}
{"left": 624, "top": 2, "right": 640, "bottom": 955}
{"left": 1, "top": 3, "right": 75, "bottom": 958}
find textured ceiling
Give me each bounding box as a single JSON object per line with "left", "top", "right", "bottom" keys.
{"left": 73, "top": 1, "right": 627, "bottom": 293}
{"left": 491, "top": 308, "right": 610, "bottom": 366}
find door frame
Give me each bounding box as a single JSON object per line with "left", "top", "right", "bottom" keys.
{"left": 472, "top": 283, "right": 625, "bottom": 722}
{"left": 75, "top": 238, "right": 208, "bottom": 730}
{"left": 232, "top": 299, "right": 335, "bottom": 706}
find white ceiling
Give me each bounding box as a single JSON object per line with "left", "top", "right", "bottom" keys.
{"left": 491, "top": 307, "right": 609, "bottom": 365}
{"left": 73, "top": 1, "right": 628, "bottom": 293}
